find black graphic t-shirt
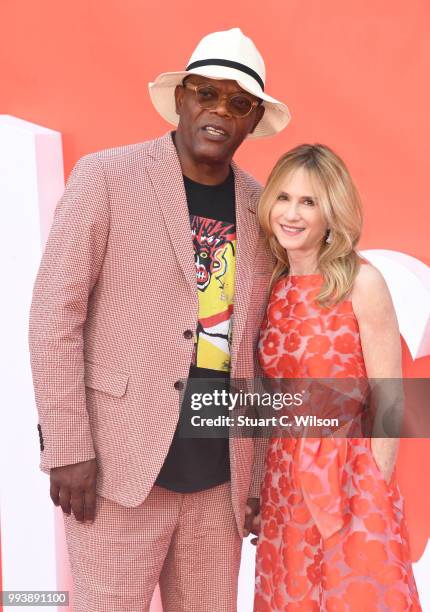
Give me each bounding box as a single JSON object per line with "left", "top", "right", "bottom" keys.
{"left": 155, "top": 168, "right": 236, "bottom": 492}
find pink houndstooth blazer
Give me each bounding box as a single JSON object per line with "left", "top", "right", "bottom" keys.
{"left": 29, "top": 132, "right": 272, "bottom": 533}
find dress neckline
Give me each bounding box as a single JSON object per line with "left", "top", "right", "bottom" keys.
{"left": 288, "top": 273, "right": 322, "bottom": 279}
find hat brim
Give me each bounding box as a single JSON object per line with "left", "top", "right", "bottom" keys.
{"left": 148, "top": 66, "right": 291, "bottom": 138}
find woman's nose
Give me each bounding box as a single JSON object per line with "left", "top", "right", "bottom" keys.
{"left": 283, "top": 201, "right": 300, "bottom": 221}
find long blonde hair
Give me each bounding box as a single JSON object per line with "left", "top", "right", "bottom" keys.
{"left": 258, "top": 144, "right": 363, "bottom": 305}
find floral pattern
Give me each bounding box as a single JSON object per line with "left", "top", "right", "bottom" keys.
{"left": 254, "top": 274, "right": 421, "bottom": 611}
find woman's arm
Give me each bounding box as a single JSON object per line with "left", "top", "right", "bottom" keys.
{"left": 351, "top": 263, "right": 402, "bottom": 483}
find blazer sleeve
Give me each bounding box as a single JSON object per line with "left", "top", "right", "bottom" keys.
{"left": 249, "top": 362, "right": 270, "bottom": 499}
{"left": 29, "top": 154, "right": 110, "bottom": 474}
{"left": 247, "top": 209, "right": 273, "bottom": 500}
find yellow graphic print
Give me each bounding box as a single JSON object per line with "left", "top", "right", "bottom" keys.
{"left": 191, "top": 215, "right": 236, "bottom": 372}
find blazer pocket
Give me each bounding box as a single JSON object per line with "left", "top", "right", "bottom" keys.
{"left": 84, "top": 361, "right": 129, "bottom": 398}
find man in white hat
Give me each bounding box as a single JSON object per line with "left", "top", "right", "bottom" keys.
{"left": 29, "top": 27, "right": 290, "bottom": 611}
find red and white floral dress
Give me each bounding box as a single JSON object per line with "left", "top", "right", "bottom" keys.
{"left": 254, "top": 274, "right": 421, "bottom": 612}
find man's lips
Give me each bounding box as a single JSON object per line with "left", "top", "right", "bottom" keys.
{"left": 201, "top": 124, "right": 230, "bottom": 140}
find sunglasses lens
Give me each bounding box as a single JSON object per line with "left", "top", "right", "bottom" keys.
{"left": 195, "top": 85, "right": 254, "bottom": 117}
{"left": 196, "top": 86, "right": 219, "bottom": 107}
{"left": 229, "top": 95, "right": 253, "bottom": 117}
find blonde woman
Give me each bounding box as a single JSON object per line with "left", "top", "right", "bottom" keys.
{"left": 253, "top": 145, "right": 421, "bottom": 611}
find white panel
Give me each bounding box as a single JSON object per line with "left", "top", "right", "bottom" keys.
{"left": 238, "top": 538, "right": 256, "bottom": 611}
{"left": 0, "top": 115, "right": 64, "bottom": 607}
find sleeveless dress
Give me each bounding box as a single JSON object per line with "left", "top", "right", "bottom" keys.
{"left": 254, "top": 274, "right": 421, "bottom": 612}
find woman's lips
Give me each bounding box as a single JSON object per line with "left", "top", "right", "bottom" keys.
{"left": 280, "top": 225, "right": 305, "bottom": 236}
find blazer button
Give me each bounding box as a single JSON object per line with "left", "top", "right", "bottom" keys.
{"left": 183, "top": 329, "right": 193, "bottom": 339}
{"left": 174, "top": 380, "right": 184, "bottom": 391}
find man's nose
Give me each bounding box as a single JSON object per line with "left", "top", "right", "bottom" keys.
{"left": 209, "top": 94, "right": 232, "bottom": 117}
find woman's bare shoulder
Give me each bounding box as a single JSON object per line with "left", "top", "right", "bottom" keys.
{"left": 351, "top": 261, "right": 393, "bottom": 316}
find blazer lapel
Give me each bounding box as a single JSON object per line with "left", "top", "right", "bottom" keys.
{"left": 231, "top": 163, "right": 260, "bottom": 369}
{"left": 146, "top": 135, "right": 260, "bottom": 359}
{"left": 147, "top": 135, "right": 197, "bottom": 298}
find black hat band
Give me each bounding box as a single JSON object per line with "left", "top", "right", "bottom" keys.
{"left": 185, "top": 58, "right": 264, "bottom": 91}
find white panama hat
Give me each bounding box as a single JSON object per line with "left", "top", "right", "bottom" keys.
{"left": 148, "top": 27, "right": 291, "bottom": 138}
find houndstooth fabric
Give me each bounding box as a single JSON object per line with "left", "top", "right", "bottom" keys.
{"left": 63, "top": 483, "right": 241, "bottom": 612}
{"left": 28, "top": 131, "right": 273, "bottom": 532}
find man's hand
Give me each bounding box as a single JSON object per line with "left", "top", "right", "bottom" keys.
{"left": 243, "top": 497, "right": 260, "bottom": 545}
{"left": 50, "top": 459, "right": 98, "bottom": 523}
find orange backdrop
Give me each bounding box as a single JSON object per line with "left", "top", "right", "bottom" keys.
{"left": 2, "top": 0, "right": 429, "bottom": 573}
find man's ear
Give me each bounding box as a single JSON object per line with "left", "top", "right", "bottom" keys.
{"left": 174, "top": 84, "right": 184, "bottom": 115}
{"left": 250, "top": 104, "right": 265, "bottom": 134}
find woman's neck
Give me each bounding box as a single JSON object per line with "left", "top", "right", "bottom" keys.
{"left": 287, "top": 250, "right": 319, "bottom": 276}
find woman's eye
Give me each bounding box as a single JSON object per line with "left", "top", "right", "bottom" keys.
{"left": 303, "top": 199, "right": 315, "bottom": 206}
{"left": 277, "top": 194, "right": 288, "bottom": 201}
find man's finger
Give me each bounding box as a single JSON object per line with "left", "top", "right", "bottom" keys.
{"left": 84, "top": 488, "right": 96, "bottom": 523}
{"left": 244, "top": 515, "right": 253, "bottom": 532}
{"left": 58, "top": 487, "right": 72, "bottom": 515}
{"left": 50, "top": 480, "right": 60, "bottom": 506}
{"left": 71, "top": 490, "right": 85, "bottom": 522}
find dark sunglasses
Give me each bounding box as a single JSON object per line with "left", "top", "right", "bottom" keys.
{"left": 183, "top": 82, "right": 261, "bottom": 118}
